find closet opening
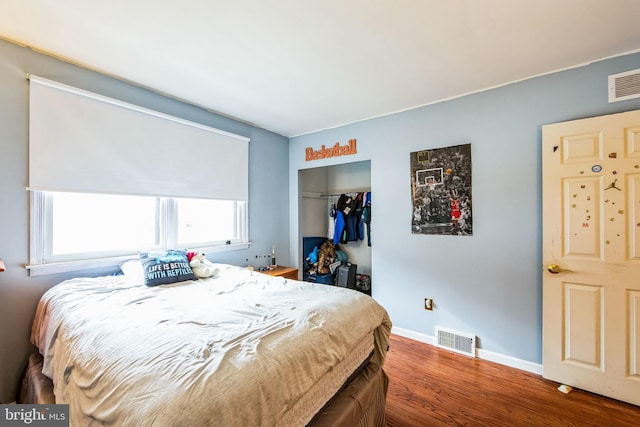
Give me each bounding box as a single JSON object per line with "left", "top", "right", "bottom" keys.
{"left": 299, "top": 160, "right": 372, "bottom": 294}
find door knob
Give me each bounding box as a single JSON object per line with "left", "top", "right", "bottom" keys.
{"left": 547, "top": 264, "right": 572, "bottom": 274}
{"left": 547, "top": 264, "right": 561, "bottom": 274}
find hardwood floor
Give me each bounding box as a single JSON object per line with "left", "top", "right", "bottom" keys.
{"left": 384, "top": 334, "right": 640, "bottom": 426}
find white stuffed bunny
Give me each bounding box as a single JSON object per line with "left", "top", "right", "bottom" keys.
{"left": 188, "top": 252, "right": 219, "bottom": 279}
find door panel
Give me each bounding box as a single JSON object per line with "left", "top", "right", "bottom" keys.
{"left": 563, "top": 177, "right": 601, "bottom": 257}
{"left": 543, "top": 109, "right": 640, "bottom": 406}
{"left": 630, "top": 290, "right": 640, "bottom": 377}
{"left": 564, "top": 282, "right": 602, "bottom": 369}
{"left": 630, "top": 174, "right": 640, "bottom": 259}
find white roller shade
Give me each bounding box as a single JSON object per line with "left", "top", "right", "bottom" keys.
{"left": 28, "top": 75, "right": 249, "bottom": 200}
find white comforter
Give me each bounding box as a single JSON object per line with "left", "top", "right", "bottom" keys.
{"left": 31, "top": 263, "right": 391, "bottom": 426}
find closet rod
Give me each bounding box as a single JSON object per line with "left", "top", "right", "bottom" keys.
{"left": 321, "top": 189, "right": 370, "bottom": 198}
{"left": 301, "top": 190, "right": 370, "bottom": 199}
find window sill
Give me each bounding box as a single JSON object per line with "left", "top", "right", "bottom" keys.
{"left": 26, "top": 242, "right": 250, "bottom": 277}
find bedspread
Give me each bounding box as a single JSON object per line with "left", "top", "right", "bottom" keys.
{"left": 31, "top": 263, "right": 391, "bottom": 426}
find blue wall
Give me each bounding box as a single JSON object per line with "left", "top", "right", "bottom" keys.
{"left": 289, "top": 52, "right": 640, "bottom": 365}
{"left": 0, "top": 38, "right": 290, "bottom": 403}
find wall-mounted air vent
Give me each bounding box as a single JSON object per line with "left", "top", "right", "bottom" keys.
{"left": 435, "top": 326, "right": 476, "bottom": 357}
{"left": 609, "top": 68, "right": 640, "bottom": 103}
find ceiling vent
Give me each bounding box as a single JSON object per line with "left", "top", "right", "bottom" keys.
{"left": 608, "top": 68, "right": 640, "bottom": 103}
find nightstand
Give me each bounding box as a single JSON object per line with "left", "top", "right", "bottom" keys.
{"left": 261, "top": 266, "right": 298, "bottom": 280}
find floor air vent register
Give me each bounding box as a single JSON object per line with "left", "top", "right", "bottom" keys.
{"left": 435, "top": 326, "right": 476, "bottom": 357}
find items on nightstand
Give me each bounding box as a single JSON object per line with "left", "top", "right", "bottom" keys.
{"left": 260, "top": 266, "right": 298, "bottom": 280}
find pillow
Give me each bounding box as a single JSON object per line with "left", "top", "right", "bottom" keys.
{"left": 138, "top": 249, "right": 196, "bottom": 287}
{"left": 119, "top": 259, "right": 145, "bottom": 285}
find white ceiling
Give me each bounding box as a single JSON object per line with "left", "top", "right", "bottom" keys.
{"left": 1, "top": 1, "right": 639, "bottom": 137}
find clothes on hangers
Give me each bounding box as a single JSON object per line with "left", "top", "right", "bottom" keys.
{"left": 333, "top": 192, "right": 365, "bottom": 244}
{"left": 361, "top": 192, "right": 371, "bottom": 246}
{"left": 327, "top": 195, "right": 337, "bottom": 240}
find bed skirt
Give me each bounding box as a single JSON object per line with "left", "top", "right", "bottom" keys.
{"left": 308, "top": 361, "right": 389, "bottom": 427}
{"left": 18, "top": 352, "right": 55, "bottom": 405}
{"left": 18, "top": 352, "right": 388, "bottom": 426}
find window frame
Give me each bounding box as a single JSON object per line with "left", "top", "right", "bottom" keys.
{"left": 27, "top": 191, "right": 249, "bottom": 277}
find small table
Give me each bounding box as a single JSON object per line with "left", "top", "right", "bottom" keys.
{"left": 260, "top": 266, "right": 298, "bottom": 280}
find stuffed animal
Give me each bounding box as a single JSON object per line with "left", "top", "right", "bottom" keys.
{"left": 187, "top": 252, "right": 219, "bottom": 279}
{"left": 317, "top": 240, "right": 337, "bottom": 274}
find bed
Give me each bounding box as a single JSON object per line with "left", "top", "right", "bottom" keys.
{"left": 21, "top": 261, "right": 392, "bottom": 426}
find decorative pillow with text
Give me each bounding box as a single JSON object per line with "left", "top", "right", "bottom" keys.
{"left": 138, "top": 249, "right": 196, "bottom": 287}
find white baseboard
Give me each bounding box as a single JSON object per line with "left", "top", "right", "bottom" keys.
{"left": 391, "top": 326, "right": 543, "bottom": 376}
{"left": 391, "top": 326, "right": 435, "bottom": 346}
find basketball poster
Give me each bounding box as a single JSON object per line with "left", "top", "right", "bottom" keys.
{"left": 410, "top": 143, "right": 472, "bottom": 235}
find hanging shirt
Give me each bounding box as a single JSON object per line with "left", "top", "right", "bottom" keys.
{"left": 333, "top": 211, "right": 345, "bottom": 245}
{"left": 362, "top": 192, "right": 372, "bottom": 246}
{"left": 327, "top": 201, "right": 336, "bottom": 239}
{"left": 336, "top": 193, "right": 363, "bottom": 243}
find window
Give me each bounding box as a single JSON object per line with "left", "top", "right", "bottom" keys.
{"left": 50, "top": 192, "right": 158, "bottom": 257}
{"left": 27, "top": 76, "right": 251, "bottom": 276}
{"left": 176, "top": 198, "right": 243, "bottom": 246}
{"left": 28, "top": 191, "right": 248, "bottom": 276}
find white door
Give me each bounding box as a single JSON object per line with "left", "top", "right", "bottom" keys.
{"left": 542, "top": 109, "right": 640, "bottom": 405}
